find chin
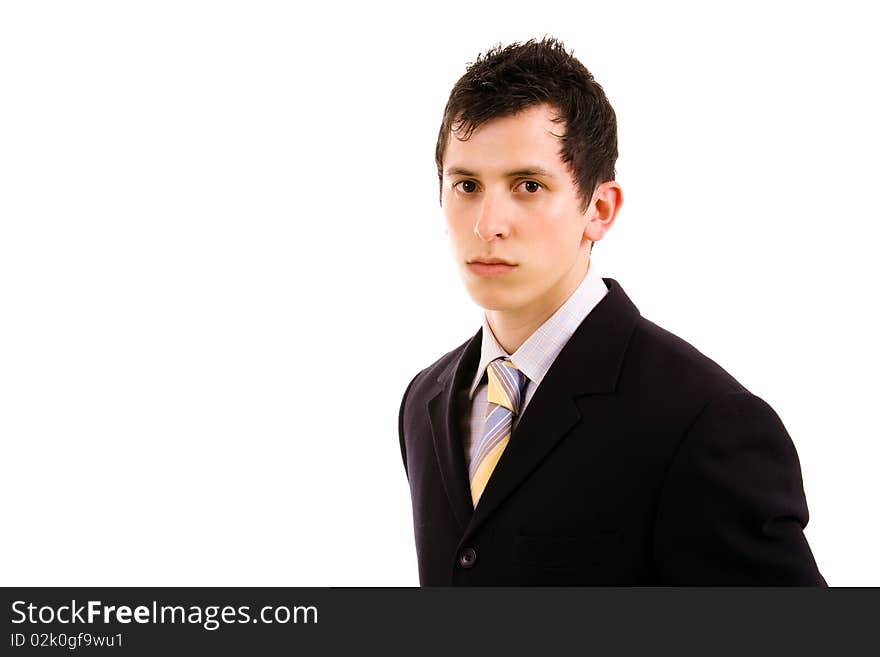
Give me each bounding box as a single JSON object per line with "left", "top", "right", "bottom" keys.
{"left": 464, "top": 284, "right": 526, "bottom": 312}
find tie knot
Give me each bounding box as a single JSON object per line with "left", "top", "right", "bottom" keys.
{"left": 487, "top": 358, "right": 528, "bottom": 414}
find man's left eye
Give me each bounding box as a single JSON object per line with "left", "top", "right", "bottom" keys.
{"left": 519, "top": 180, "right": 542, "bottom": 193}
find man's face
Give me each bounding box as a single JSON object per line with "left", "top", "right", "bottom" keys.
{"left": 441, "top": 103, "right": 594, "bottom": 316}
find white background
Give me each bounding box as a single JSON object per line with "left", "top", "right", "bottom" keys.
{"left": 1, "top": 1, "right": 877, "bottom": 586}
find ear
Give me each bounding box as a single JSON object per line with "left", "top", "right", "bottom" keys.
{"left": 583, "top": 181, "right": 623, "bottom": 244}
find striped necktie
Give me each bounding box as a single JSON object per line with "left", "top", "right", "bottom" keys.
{"left": 469, "top": 357, "right": 529, "bottom": 507}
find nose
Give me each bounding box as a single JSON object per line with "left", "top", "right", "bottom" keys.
{"left": 473, "top": 192, "right": 511, "bottom": 241}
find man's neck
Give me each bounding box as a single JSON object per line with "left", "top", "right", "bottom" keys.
{"left": 485, "top": 258, "right": 591, "bottom": 354}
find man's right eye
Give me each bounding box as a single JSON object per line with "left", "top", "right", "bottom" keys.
{"left": 454, "top": 180, "right": 478, "bottom": 193}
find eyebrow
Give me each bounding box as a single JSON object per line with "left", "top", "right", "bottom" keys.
{"left": 444, "top": 166, "right": 556, "bottom": 179}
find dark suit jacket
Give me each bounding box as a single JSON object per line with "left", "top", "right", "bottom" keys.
{"left": 398, "top": 278, "right": 825, "bottom": 585}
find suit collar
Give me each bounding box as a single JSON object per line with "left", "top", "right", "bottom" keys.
{"left": 427, "top": 278, "right": 641, "bottom": 537}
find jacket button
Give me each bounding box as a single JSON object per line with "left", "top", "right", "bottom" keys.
{"left": 458, "top": 547, "right": 477, "bottom": 568}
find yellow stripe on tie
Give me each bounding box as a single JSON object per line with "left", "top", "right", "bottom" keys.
{"left": 487, "top": 368, "right": 511, "bottom": 409}
{"left": 470, "top": 436, "right": 510, "bottom": 506}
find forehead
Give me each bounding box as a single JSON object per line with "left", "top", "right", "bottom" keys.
{"left": 444, "top": 103, "right": 567, "bottom": 174}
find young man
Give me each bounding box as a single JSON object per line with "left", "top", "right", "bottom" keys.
{"left": 398, "top": 38, "right": 825, "bottom": 585}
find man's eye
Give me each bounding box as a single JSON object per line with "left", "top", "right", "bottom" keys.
{"left": 519, "top": 180, "right": 542, "bottom": 193}
{"left": 455, "top": 180, "right": 478, "bottom": 193}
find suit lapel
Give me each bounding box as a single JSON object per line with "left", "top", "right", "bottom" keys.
{"left": 466, "top": 278, "right": 642, "bottom": 538}
{"left": 425, "top": 327, "right": 482, "bottom": 531}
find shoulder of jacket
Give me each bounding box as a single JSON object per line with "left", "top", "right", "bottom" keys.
{"left": 629, "top": 315, "right": 748, "bottom": 396}
{"left": 401, "top": 333, "right": 476, "bottom": 400}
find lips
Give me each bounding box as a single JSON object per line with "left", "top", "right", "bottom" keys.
{"left": 468, "top": 257, "right": 515, "bottom": 266}
{"left": 467, "top": 260, "right": 517, "bottom": 277}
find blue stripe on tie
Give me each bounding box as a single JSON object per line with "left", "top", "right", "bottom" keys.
{"left": 482, "top": 404, "right": 508, "bottom": 436}
{"left": 505, "top": 365, "right": 526, "bottom": 410}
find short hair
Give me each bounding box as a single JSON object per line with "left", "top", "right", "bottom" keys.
{"left": 435, "top": 37, "right": 618, "bottom": 211}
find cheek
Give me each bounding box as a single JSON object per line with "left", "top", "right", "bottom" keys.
{"left": 446, "top": 216, "right": 472, "bottom": 246}
{"left": 445, "top": 206, "right": 478, "bottom": 235}
{"left": 522, "top": 213, "right": 584, "bottom": 262}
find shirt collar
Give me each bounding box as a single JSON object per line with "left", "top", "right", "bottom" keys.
{"left": 468, "top": 261, "right": 609, "bottom": 399}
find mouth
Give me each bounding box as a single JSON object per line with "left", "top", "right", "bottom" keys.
{"left": 466, "top": 259, "right": 518, "bottom": 278}
{"left": 468, "top": 257, "right": 515, "bottom": 265}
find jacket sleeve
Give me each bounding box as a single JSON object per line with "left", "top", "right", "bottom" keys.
{"left": 653, "top": 391, "right": 826, "bottom": 585}
{"left": 398, "top": 373, "right": 420, "bottom": 481}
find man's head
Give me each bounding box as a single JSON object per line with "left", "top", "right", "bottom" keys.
{"left": 436, "top": 37, "right": 618, "bottom": 212}
{"left": 436, "top": 38, "right": 622, "bottom": 318}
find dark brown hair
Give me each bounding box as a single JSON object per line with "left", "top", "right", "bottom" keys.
{"left": 435, "top": 37, "right": 618, "bottom": 211}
